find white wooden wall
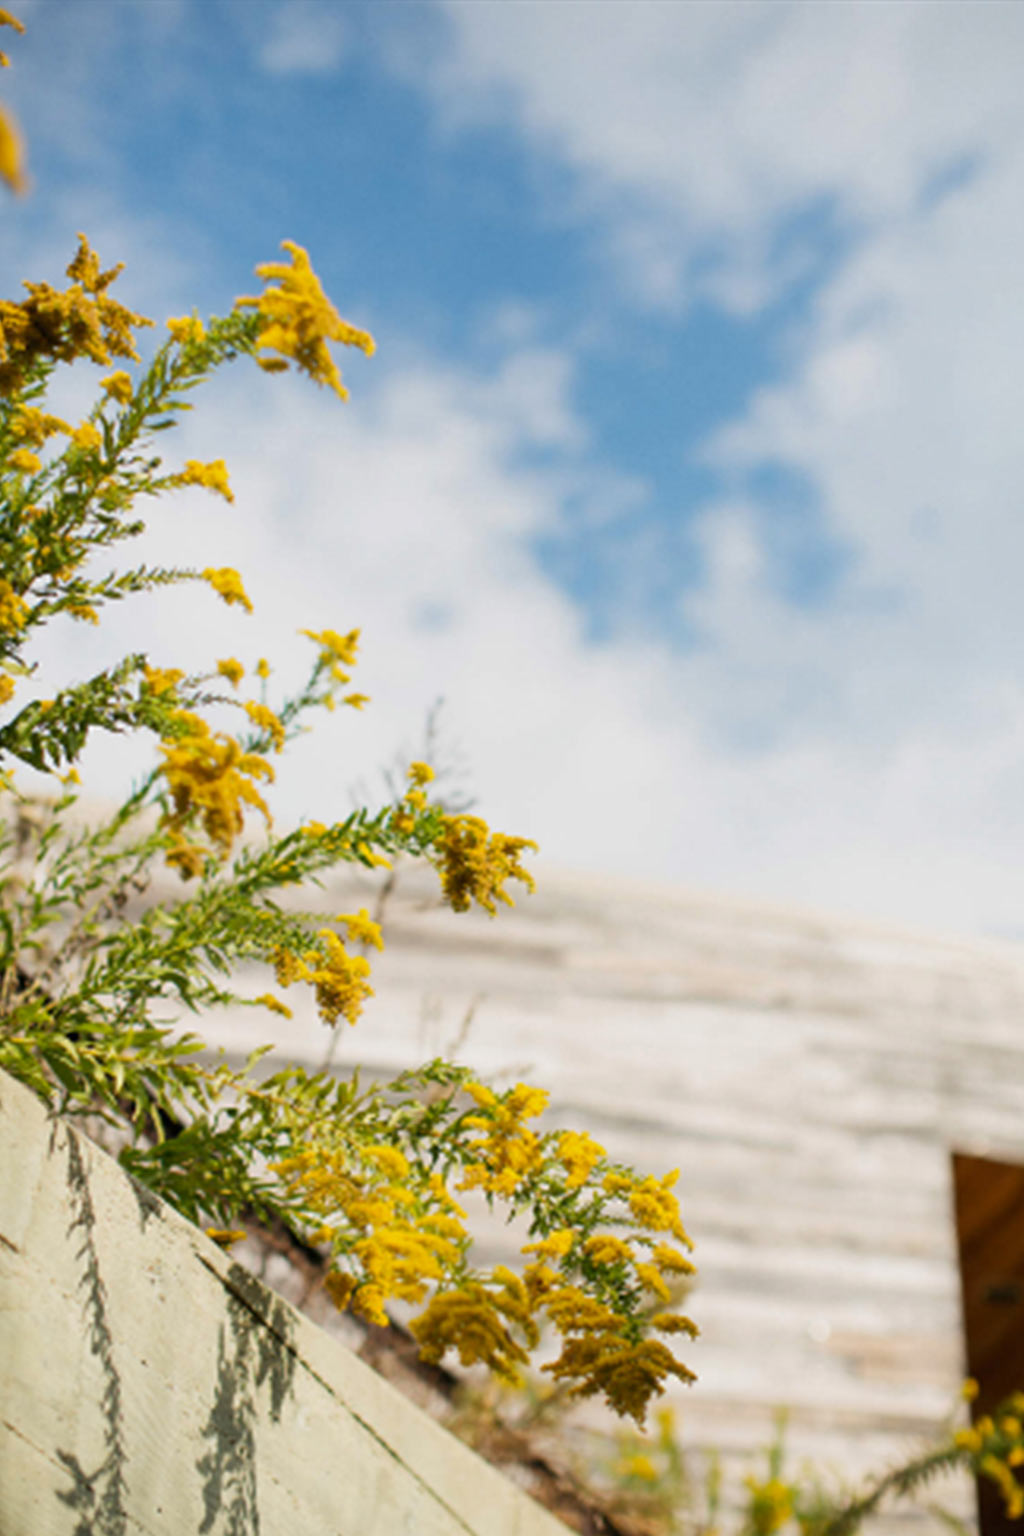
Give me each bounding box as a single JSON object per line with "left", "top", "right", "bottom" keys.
{"left": 202, "top": 861, "right": 1024, "bottom": 1523}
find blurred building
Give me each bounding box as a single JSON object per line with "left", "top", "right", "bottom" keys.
{"left": 202, "top": 859, "right": 1024, "bottom": 1531}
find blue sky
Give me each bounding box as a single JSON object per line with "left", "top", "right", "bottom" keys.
{"left": 7, "top": 0, "right": 1024, "bottom": 934}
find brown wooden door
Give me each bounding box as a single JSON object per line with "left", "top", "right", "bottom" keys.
{"left": 953, "top": 1151, "right": 1024, "bottom": 1536}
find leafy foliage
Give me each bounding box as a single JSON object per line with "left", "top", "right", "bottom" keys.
{"left": 0, "top": 232, "right": 697, "bottom": 1424}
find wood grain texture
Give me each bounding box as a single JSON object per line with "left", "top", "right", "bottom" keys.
{"left": 199, "top": 862, "right": 1024, "bottom": 1528}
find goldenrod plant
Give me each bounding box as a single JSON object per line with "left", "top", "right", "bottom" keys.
{"left": 0, "top": 115, "right": 698, "bottom": 1420}
{"left": 454, "top": 1380, "right": 1024, "bottom": 1536}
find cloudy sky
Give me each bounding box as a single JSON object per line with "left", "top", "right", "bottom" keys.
{"left": 6, "top": 0, "right": 1024, "bottom": 935}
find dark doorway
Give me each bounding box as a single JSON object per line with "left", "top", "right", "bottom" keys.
{"left": 953, "top": 1151, "right": 1024, "bottom": 1536}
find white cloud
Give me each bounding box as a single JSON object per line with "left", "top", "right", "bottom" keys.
{"left": 410, "top": 1, "right": 1024, "bottom": 311}
{"left": 257, "top": 1, "right": 347, "bottom": 77}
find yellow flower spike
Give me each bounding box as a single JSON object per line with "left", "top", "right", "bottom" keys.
{"left": 0, "top": 235, "right": 151, "bottom": 398}
{"left": 67, "top": 602, "right": 99, "bottom": 624}
{"left": 143, "top": 665, "right": 184, "bottom": 697}
{"left": 238, "top": 241, "right": 375, "bottom": 399}
{"left": 0, "top": 578, "right": 28, "bottom": 634}
{"left": 0, "top": 102, "right": 25, "bottom": 195}
{"left": 431, "top": 811, "right": 538, "bottom": 916}
{"left": 306, "top": 928, "right": 373, "bottom": 1027}
{"left": 557, "top": 1129, "right": 606, "bottom": 1189}
{"left": 301, "top": 626, "right": 361, "bottom": 668}
{"left": 166, "top": 315, "right": 205, "bottom": 346}
{"left": 216, "top": 657, "right": 244, "bottom": 689}
{"left": 182, "top": 459, "right": 234, "bottom": 502}
{"left": 101, "top": 370, "right": 133, "bottom": 404}
{"left": 244, "top": 699, "right": 286, "bottom": 752}
{"left": 10, "top": 406, "right": 70, "bottom": 446}
{"left": 650, "top": 1242, "right": 696, "bottom": 1276}
{"left": 583, "top": 1234, "right": 634, "bottom": 1267}
{"left": 71, "top": 421, "right": 102, "bottom": 453}
{"left": 6, "top": 446, "right": 39, "bottom": 474}
{"left": 202, "top": 567, "right": 252, "bottom": 613}
{"left": 522, "top": 1229, "right": 576, "bottom": 1262}
{"left": 339, "top": 908, "right": 384, "bottom": 951}
{"left": 635, "top": 1263, "right": 672, "bottom": 1303}
{"left": 253, "top": 992, "right": 292, "bottom": 1019}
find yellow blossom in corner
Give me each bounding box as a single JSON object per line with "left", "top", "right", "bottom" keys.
{"left": 217, "top": 657, "right": 244, "bottom": 688}
{"left": 203, "top": 567, "right": 252, "bottom": 613}
{"left": 101, "top": 370, "right": 133, "bottom": 404}
{"left": 182, "top": 459, "right": 234, "bottom": 502}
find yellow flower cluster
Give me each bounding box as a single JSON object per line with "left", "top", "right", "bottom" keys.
{"left": 0, "top": 577, "right": 27, "bottom": 635}
{"left": 273, "top": 928, "right": 374, "bottom": 1027}
{"left": 557, "top": 1129, "right": 606, "bottom": 1190}
{"left": 100, "top": 370, "right": 133, "bottom": 404}
{"left": 166, "top": 315, "right": 205, "bottom": 346}
{"left": 10, "top": 405, "right": 70, "bottom": 445}
{"left": 410, "top": 1269, "right": 537, "bottom": 1385}
{"left": 6, "top": 446, "right": 38, "bottom": 475}
{"left": 0, "top": 10, "right": 25, "bottom": 195}
{"left": 0, "top": 234, "right": 151, "bottom": 398}
{"left": 275, "top": 1141, "right": 468, "bottom": 1328}
{"left": 431, "top": 813, "right": 538, "bottom": 916}
{"left": 300, "top": 625, "right": 360, "bottom": 682}
{"left": 216, "top": 657, "right": 244, "bottom": 689}
{"left": 743, "top": 1475, "right": 795, "bottom": 1536}
{"left": 458, "top": 1080, "right": 548, "bottom": 1198}
{"left": 202, "top": 566, "right": 252, "bottom": 612}
{"left": 143, "top": 665, "right": 184, "bottom": 697}
{"left": 955, "top": 1393, "right": 1024, "bottom": 1519}
{"left": 182, "top": 459, "right": 234, "bottom": 503}
{"left": 238, "top": 241, "right": 375, "bottom": 399}
{"left": 70, "top": 420, "right": 102, "bottom": 453}
{"left": 339, "top": 908, "right": 384, "bottom": 950}
{"left": 0, "top": 675, "right": 14, "bottom": 705}
{"left": 244, "top": 699, "right": 286, "bottom": 752}
{"left": 627, "top": 1170, "right": 693, "bottom": 1246}
{"left": 158, "top": 710, "right": 273, "bottom": 873}
{"left": 543, "top": 1328, "right": 697, "bottom": 1425}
